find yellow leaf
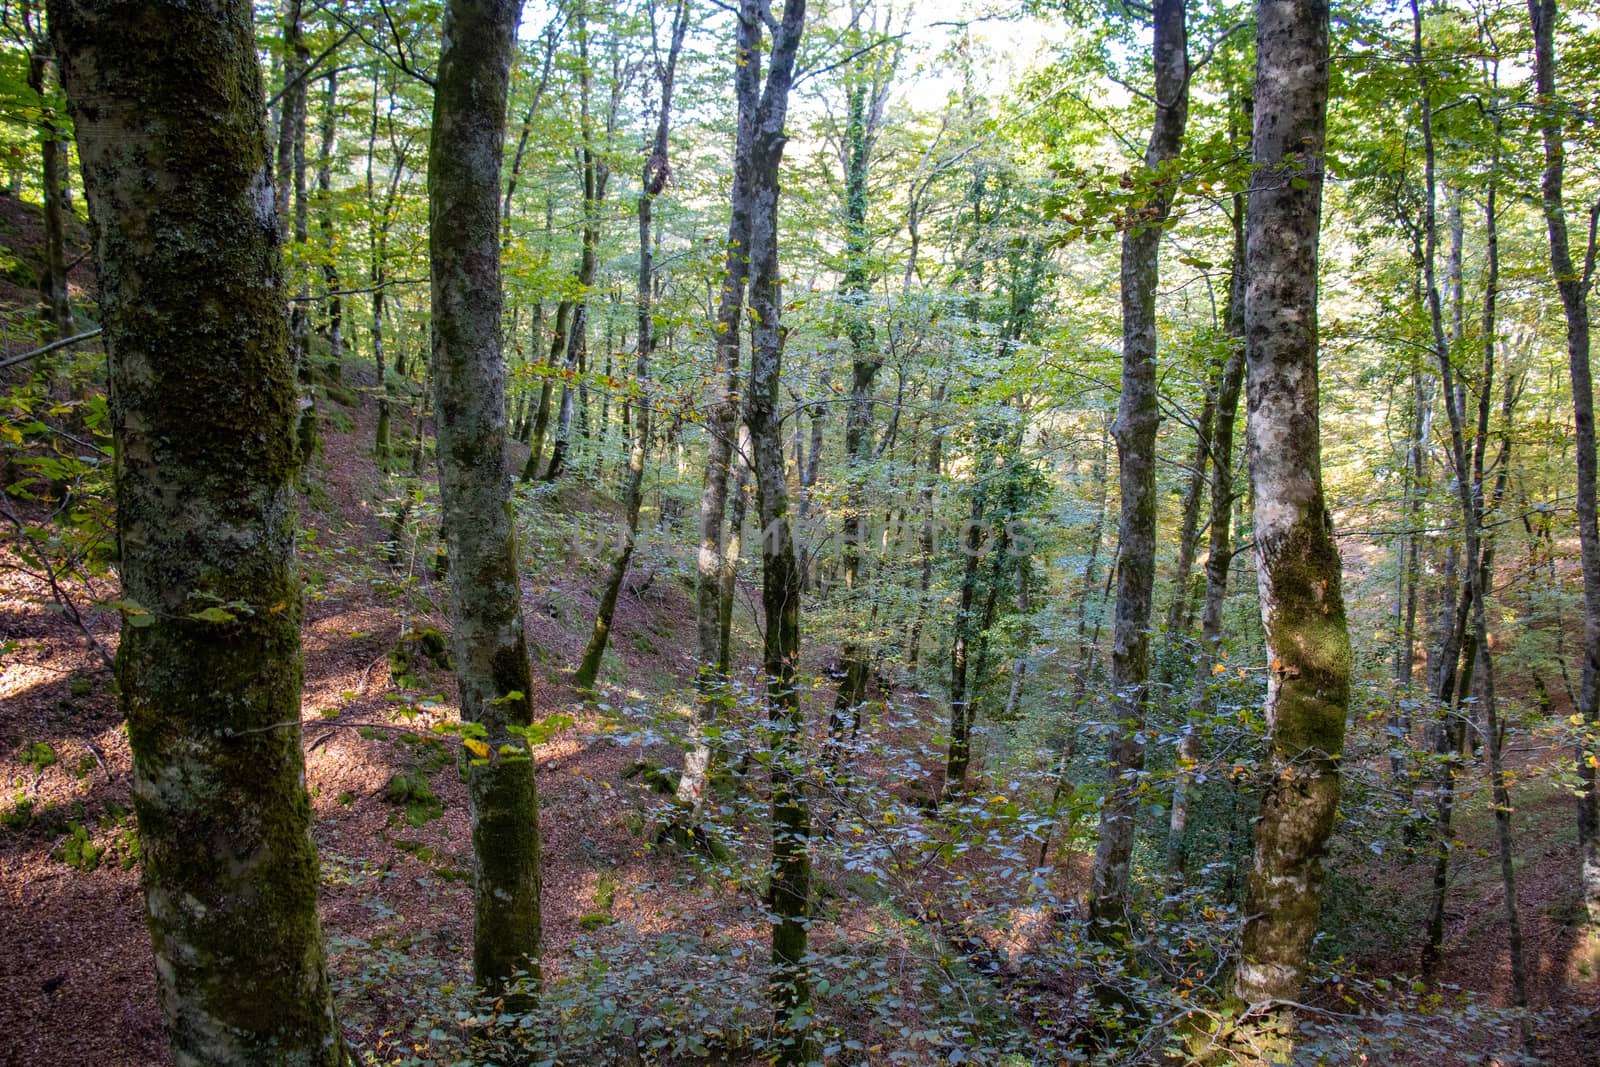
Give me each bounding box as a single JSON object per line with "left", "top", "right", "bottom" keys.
{"left": 463, "top": 737, "right": 490, "bottom": 759}
{"left": 1212, "top": 663, "right": 1227, "bottom": 675}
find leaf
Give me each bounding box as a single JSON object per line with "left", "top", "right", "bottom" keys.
{"left": 462, "top": 737, "right": 490, "bottom": 759}
{"left": 189, "top": 606, "right": 237, "bottom": 623}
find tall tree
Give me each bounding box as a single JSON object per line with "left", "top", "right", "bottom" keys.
{"left": 575, "top": 0, "right": 690, "bottom": 690}
{"left": 1088, "top": 0, "right": 1190, "bottom": 931}
{"left": 732, "top": 0, "right": 811, "bottom": 1055}
{"left": 678, "top": 0, "right": 764, "bottom": 811}
{"left": 429, "top": 0, "right": 543, "bottom": 994}
{"left": 49, "top": 0, "right": 343, "bottom": 1060}
{"left": 1527, "top": 0, "right": 1600, "bottom": 937}
{"left": 1232, "top": 0, "right": 1350, "bottom": 1005}
{"left": 24, "top": 21, "right": 72, "bottom": 340}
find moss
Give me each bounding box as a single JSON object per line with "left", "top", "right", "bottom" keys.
{"left": 383, "top": 770, "right": 443, "bottom": 828}
{"left": 20, "top": 740, "right": 57, "bottom": 773}
{"left": 57, "top": 822, "right": 102, "bottom": 871}
{"left": 1, "top": 793, "right": 34, "bottom": 832}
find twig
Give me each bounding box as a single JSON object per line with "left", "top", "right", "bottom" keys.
{"left": 0, "top": 328, "right": 103, "bottom": 373}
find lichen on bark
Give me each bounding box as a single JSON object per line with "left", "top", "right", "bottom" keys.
{"left": 49, "top": 1, "right": 343, "bottom": 1061}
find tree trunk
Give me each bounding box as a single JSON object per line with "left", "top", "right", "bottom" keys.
{"left": 428, "top": 0, "right": 542, "bottom": 995}
{"left": 1527, "top": 0, "right": 1600, "bottom": 936}
{"left": 50, "top": 2, "right": 343, "bottom": 1059}
{"left": 523, "top": 301, "right": 571, "bottom": 481}
{"left": 905, "top": 383, "right": 946, "bottom": 674}
{"left": 27, "top": 39, "right": 73, "bottom": 341}
{"left": 1164, "top": 382, "right": 1216, "bottom": 637}
{"left": 1232, "top": 0, "right": 1348, "bottom": 1007}
{"left": 1167, "top": 180, "right": 1247, "bottom": 890}
{"left": 1089, "top": 0, "right": 1189, "bottom": 932}
{"left": 830, "top": 78, "right": 881, "bottom": 754}
{"left": 736, "top": 1, "right": 810, "bottom": 1053}
{"left": 317, "top": 70, "right": 342, "bottom": 365}
{"left": 544, "top": 11, "right": 604, "bottom": 484}
{"left": 574, "top": 0, "right": 689, "bottom": 692}
{"left": 682, "top": 0, "right": 764, "bottom": 809}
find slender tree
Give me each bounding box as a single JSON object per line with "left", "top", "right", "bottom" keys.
{"left": 1088, "top": 0, "right": 1190, "bottom": 931}
{"left": 49, "top": 1, "right": 343, "bottom": 1060}
{"left": 575, "top": 0, "right": 689, "bottom": 690}
{"left": 732, "top": 0, "right": 812, "bottom": 1054}
{"left": 678, "top": 0, "right": 764, "bottom": 810}
{"left": 429, "top": 0, "right": 543, "bottom": 994}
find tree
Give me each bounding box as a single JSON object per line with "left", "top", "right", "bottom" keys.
{"left": 1526, "top": 0, "right": 1600, "bottom": 941}
{"left": 1088, "top": 0, "right": 1190, "bottom": 932}
{"left": 428, "top": 0, "right": 543, "bottom": 994}
{"left": 733, "top": 0, "right": 811, "bottom": 1055}
{"left": 1232, "top": 0, "right": 1350, "bottom": 1006}
{"left": 574, "top": 0, "right": 690, "bottom": 690}
{"left": 48, "top": 0, "right": 343, "bottom": 1060}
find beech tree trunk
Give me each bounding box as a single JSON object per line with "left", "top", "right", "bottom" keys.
{"left": 574, "top": 0, "right": 688, "bottom": 691}
{"left": 830, "top": 78, "right": 880, "bottom": 754}
{"left": 679, "top": 0, "right": 763, "bottom": 810}
{"left": 1089, "top": 0, "right": 1189, "bottom": 931}
{"left": 428, "top": 0, "right": 543, "bottom": 994}
{"left": 27, "top": 38, "right": 72, "bottom": 341}
{"left": 1167, "top": 181, "right": 1247, "bottom": 889}
{"left": 1527, "top": 0, "right": 1600, "bottom": 935}
{"left": 1233, "top": 0, "right": 1350, "bottom": 1006}
{"left": 735, "top": 1, "right": 811, "bottom": 1054}
{"left": 50, "top": 2, "right": 343, "bottom": 1060}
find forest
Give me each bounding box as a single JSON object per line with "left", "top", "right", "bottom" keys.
{"left": 2, "top": 0, "right": 1599, "bottom": 1062}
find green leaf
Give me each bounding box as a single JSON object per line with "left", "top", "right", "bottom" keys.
{"left": 188, "top": 606, "right": 237, "bottom": 624}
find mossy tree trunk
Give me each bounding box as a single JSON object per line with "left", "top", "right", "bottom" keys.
{"left": 1232, "top": 0, "right": 1350, "bottom": 1006}
{"left": 1089, "top": 0, "right": 1189, "bottom": 932}
{"left": 428, "top": 0, "right": 543, "bottom": 995}
{"left": 736, "top": 0, "right": 811, "bottom": 1056}
{"left": 50, "top": 1, "right": 343, "bottom": 1061}
{"left": 1527, "top": 0, "right": 1600, "bottom": 936}
{"left": 829, "top": 77, "right": 882, "bottom": 757}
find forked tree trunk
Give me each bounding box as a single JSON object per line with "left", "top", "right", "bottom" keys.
{"left": 1233, "top": 0, "right": 1350, "bottom": 1006}
{"left": 737, "top": 0, "right": 810, "bottom": 1054}
{"left": 429, "top": 0, "right": 543, "bottom": 995}
{"left": 1089, "top": 0, "right": 1190, "bottom": 931}
{"left": 50, "top": 2, "right": 343, "bottom": 1059}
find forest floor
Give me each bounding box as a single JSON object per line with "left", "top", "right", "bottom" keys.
{"left": 3, "top": 193, "right": 1599, "bottom": 1065}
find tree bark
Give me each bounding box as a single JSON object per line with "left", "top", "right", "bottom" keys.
{"left": 428, "top": 0, "right": 543, "bottom": 995}
{"left": 26, "top": 38, "right": 73, "bottom": 341}
{"left": 544, "top": 9, "right": 606, "bottom": 484}
{"left": 1231, "top": 0, "right": 1348, "bottom": 1007}
{"left": 736, "top": 1, "right": 811, "bottom": 1054}
{"left": 574, "top": 0, "right": 689, "bottom": 691}
{"left": 830, "top": 77, "right": 881, "bottom": 754}
{"left": 681, "top": 0, "right": 764, "bottom": 809}
{"left": 1167, "top": 180, "right": 1247, "bottom": 890}
{"left": 50, "top": 2, "right": 343, "bottom": 1060}
{"left": 1089, "top": 0, "right": 1190, "bottom": 931}
{"left": 1527, "top": 0, "right": 1600, "bottom": 935}
{"left": 317, "top": 69, "right": 342, "bottom": 365}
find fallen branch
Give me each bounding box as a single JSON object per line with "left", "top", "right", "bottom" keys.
{"left": 0, "top": 328, "right": 104, "bottom": 373}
